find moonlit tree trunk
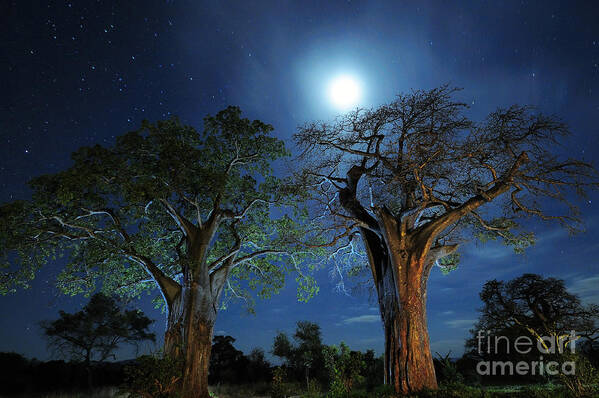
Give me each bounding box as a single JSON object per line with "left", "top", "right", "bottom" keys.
{"left": 378, "top": 209, "right": 439, "bottom": 393}
{"left": 369, "top": 238, "right": 438, "bottom": 393}
{"left": 360, "top": 228, "right": 401, "bottom": 388}
{"left": 344, "top": 181, "right": 440, "bottom": 394}
{"left": 162, "top": 235, "right": 229, "bottom": 398}
{"left": 350, "top": 201, "right": 451, "bottom": 394}
{"left": 164, "top": 290, "right": 217, "bottom": 398}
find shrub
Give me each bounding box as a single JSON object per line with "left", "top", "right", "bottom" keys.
{"left": 271, "top": 366, "right": 297, "bottom": 398}
{"left": 371, "top": 384, "right": 395, "bottom": 398}
{"left": 323, "top": 343, "right": 366, "bottom": 398}
{"left": 121, "top": 354, "right": 183, "bottom": 398}
{"left": 519, "top": 384, "right": 569, "bottom": 398}
{"left": 434, "top": 352, "right": 464, "bottom": 385}
{"left": 557, "top": 352, "right": 599, "bottom": 397}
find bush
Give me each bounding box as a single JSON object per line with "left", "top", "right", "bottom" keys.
{"left": 557, "top": 352, "right": 599, "bottom": 397}
{"left": 121, "top": 354, "right": 183, "bottom": 398}
{"left": 323, "top": 343, "right": 366, "bottom": 398}
{"left": 434, "top": 352, "right": 464, "bottom": 386}
{"left": 271, "top": 366, "right": 300, "bottom": 398}
{"left": 371, "top": 384, "right": 395, "bottom": 398}
{"left": 519, "top": 384, "right": 569, "bottom": 398}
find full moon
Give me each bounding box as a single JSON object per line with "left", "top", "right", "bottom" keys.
{"left": 328, "top": 75, "right": 362, "bottom": 109}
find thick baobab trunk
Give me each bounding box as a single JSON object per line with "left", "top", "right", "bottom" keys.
{"left": 378, "top": 255, "right": 436, "bottom": 394}
{"left": 374, "top": 251, "right": 401, "bottom": 389}
{"left": 164, "top": 294, "right": 184, "bottom": 361}
{"left": 163, "top": 282, "right": 219, "bottom": 398}
{"left": 359, "top": 227, "right": 404, "bottom": 392}
{"left": 341, "top": 175, "right": 439, "bottom": 394}
{"left": 182, "top": 316, "right": 214, "bottom": 398}
{"left": 396, "top": 274, "right": 437, "bottom": 393}
{"left": 376, "top": 210, "right": 438, "bottom": 395}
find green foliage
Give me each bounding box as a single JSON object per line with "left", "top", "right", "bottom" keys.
{"left": 474, "top": 217, "right": 535, "bottom": 254}
{"left": 518, "top": 384, "right": 569, "bottom": 398}
{"left": 323, "top": 342, "right": 366, "bottom": 398}
{"left": 557, "top": 352, "right": 599, "bottom": 397}
{"left": 0, "top": 107, "right": 318, "bottom": 314}
{"left": 273, "top": 321, "right": 328, "bottom": 387}
{"left": 370, "top": 384, "right": 395, "bottom": 398}
{"left": 438, "top": 253, "right": 460, "bottom": 275}
{"left": 301, "top": 379, "right": 323, "bottom": 398}
{"left": 271, "top": 366, "right": 295, "bottom": 398}
{"left": 121, "top": 353, "right": 183, "bottom": 398}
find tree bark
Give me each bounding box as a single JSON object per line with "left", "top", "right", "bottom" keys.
{"left": 382, "top": 307, "right": 400, "bottom": 389}
{"left": 162, "top": 231, "right": 229, "bottom": 398}
{"left": 182, "top": 315, "right": 213, "bottom": 398}
{"left": 163, "top": 285, "right": 217, "bottom": 398}
{"left": 378, "top": 250, "right": 437, "bottom": 394}
{"left": 396, "top": 275, "right": 437, "bottom": 394}
{"left": 340, "top": 179, "right": 439, "bottom": 394}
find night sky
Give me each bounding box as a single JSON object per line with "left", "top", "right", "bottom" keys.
{"left": 2, "top": 1, "right": 599, "bottom": 363}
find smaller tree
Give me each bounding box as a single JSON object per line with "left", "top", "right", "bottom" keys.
{"left": 323, "top": 342, "right": 366, "bottom": 397}
{"left": 272, "top": 321, "right": 327, "bottom": 387}
{"left": 41, "top": 293, "right": 155, "bottom": 387}
{"left": 466, "top": 273, "right": 599, "bottom": 386}
{"left": 209, "top": 335, "right": 245, "bottom": 384}
{"left": 471, "top": 273, "right": 599, "bottom": 352}
{"left": 246, "top": 348, "right": 272, "bottom": 384}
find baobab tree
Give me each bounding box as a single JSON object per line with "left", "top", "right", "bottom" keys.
{"left": 0, "top": 107, "right": 316, "bottom": 398}
{"left": 294, "top": 86, "right": 597, "bottom": 394}
{"left": 470, "top": 273, "right": 599, "bottom": 353}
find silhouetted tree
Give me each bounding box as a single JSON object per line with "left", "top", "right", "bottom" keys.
{"left": 209, "top": 335, "right": 245, "bottom": 384}
{"left": 273, "top": 321, "right": 327, "bottom": 387}
{"left": 1, "top": 107, "right": 317, "bottom": 398}
{"left": 246, "top": 348, "right": 272, "bottom": 383}
{"left": 0, "top": 352, "right": 30, "bottom": 394}
{"left": 467, "top": 273, "right": 599, "bottom": 355}
{"left": 362, "top": 349, "right": 384, "bottom": 391}
{"left": 41, "top": 293, "right": 154, "bottom": 388}
{"left": 294, "top": 85, "right": 598, "bottom": 393}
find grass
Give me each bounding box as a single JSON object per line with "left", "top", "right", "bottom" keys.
{"left": 2, "top": 383, "right": 598, "bottom": 398}
{"left": 209, "top": 382, "right": 272, "bottom": 397}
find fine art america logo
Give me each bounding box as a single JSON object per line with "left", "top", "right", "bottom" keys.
{"left": 475, "top": 330, "right": 578, "bottom": 376}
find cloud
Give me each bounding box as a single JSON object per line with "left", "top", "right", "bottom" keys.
{"left": 445, "top": 319, "right": 476, "bottom": 329}
{"left": 441, "top": 310, "right": 455, "bottom": 316}
{"left": 358, "top": 337, "right": 383, "bottom": 345}
{"left": 342, "top": 315, "right": 381, "bottom": 325}
{"left": 467, "top": 246, "right": 515, "bottom": 261}
{"left": 568, "top": 275, "right": 599, "bottom": 304}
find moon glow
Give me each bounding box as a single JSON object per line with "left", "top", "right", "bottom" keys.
{"left": 328, "top": 75, "right": 362, "bottom": 109}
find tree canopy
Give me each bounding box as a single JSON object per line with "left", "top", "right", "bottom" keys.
{"left": 470, "top": 273, "right": 599, "bottom": 349}
{"left": 273, "top": 320, "right": 327, "bottom": 386}
{"left": 41, "top": 293, "right": 155, "bottom": 365}
{"left": 0, "top": 106, "right": 316, "bottom": 308}
{"left": 295, "top": 85, "right": 597, "bottom": 277}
